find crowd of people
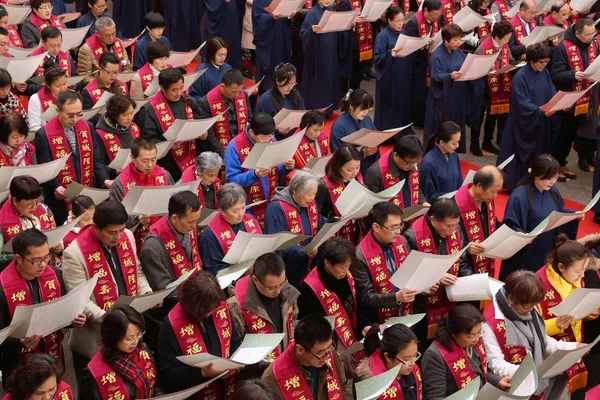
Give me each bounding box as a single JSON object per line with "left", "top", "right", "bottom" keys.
{"left": 0, "top": 0, "right": 599, "bottom": 399}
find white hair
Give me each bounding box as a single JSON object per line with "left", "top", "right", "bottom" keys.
{"left": 289, "top": 169, "right": 319, "bottom": 197}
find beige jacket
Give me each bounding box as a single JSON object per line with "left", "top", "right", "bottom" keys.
{"left": 77, "top": 40, "right": 133, "bottom": 85}
{"left": 129, "top": 72, "right": 145, "bottom": 100}
{"left": 62, "top": 229, "right": 151, "bottom": 359}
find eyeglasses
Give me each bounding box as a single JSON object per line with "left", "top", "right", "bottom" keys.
{"left": 24, "top": 198, "right": 43, "bottom": 210}
{"left": 536, "top": 59, "right": 550, "bottom": 65}
{"left": 308, "top": 345, "right": 334, "bottom": 361}
{"left": 100, "top": 67, "right": 119, "bottom": 77}
{"left": 395, "top": 351, "right": 421, "bottom": 366}
{"left": 93, "top": 4, "right": 107, "bottom": 10}
{"left": 38, "top": 4, "right": 53, "bottom": 10}
{"left": 279, "top": 81, "right": 297, "bottom": 88}
{"left": 378, "top": 222, "right": 404, "bottom": 233}
{"left": 65, "top": 112, "right": 84, "bottom": 119}
{"left": 255, "top": 276, "right": 288, "bottom": 293}
{"left": 466, "top": 331, "right": 482, "bottom": 341}
{"left": 24, "top": 253, "right": 51, "bottom": 267}
{"left": 125, "top": 330, "right": 146, "bottom": 345}
{"left": 401, "top": 157, "right": 419, "bottom": 167}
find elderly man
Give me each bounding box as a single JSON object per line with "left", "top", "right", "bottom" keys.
{"left": 180, "top": 152, "right": 222, "bottom": 210}
{"left": 199, "top": 183, "right": 262, "bottom": 275}
{"left": 265, "top": 170, "right": 324, "bottom": 288}
{"left": 78, "top": 17, "right": 132, "bottom": 85}
{"left": 509, "top": 0, "right": 537, "bottom": 60}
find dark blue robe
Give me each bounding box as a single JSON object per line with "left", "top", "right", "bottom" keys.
{"left": 112, "top": 0, "right": 153, "bottom": 39}
{"left": 424, "top": 45, "right": 468, "bottom": 152}
{"left": 330, "top": 112, "right": 378, "bottom": 176}
{"left": 252, "top": 0, "right": 292, "bottom": 93}
{"left": 500, "top": 184, "right": 578, "bottom": 281}
{"left": 51, "top": 0, "right": 69, "bottom": 15}
{"left": 254, "top": 88, "right": 305, "bottom": 116}
{"left": 419, "top": 145, "right": 463, "bottom": 202}
{"left": 133, "top": 34, "right": 173, "bottom": 70}
{"left": 164, "top": 0, "right": 203, "bottom": 51}
{"left": 404, "top": 14, "right": 430, "bottom": 111}
{"left": 373, "top": 27, "right": 413, "bottom": 131}
{"left": 497, "top": 64, "right": 558, "bottom": 191}
{"left": 200, "top": 222, "right": 253, "bottom": 275}
{"left": 594, "top": 140, "right": 600, "bottom": 213}
{"left": 189, "top": 62, "right": 233, "bottom": 102}
{"left": 76, "top": 11, "right": 114, "bottom": 39}
{"left": 202, "top": 0, "right": 245, "bottom": 69}
{"left": 300, "top": 5, "right": 349, "bottom": 112}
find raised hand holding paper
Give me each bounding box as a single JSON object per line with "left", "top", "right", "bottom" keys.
{"left": 456, "top": 53, "right": 500, "bottom": 81}
{"left": 241, "top": 130, "right": 304, "bottom": 169}
{"left": 216, "top": 259, "right": 255, "bottom": 289}
{"left": 479, "top": 224, "right": 537, "bottom": 260}
{"left": 394, "top": 34, "right": 431, "bottom": 57}
{"left": 445, "top": 274, "right": 504, "bottom": 302}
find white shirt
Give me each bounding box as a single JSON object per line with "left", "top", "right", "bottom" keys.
{"left": 27, "top": 92, "right": 45, "bottom": 132}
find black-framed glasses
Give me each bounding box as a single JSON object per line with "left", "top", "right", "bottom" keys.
{"left": 378, "top": 222, "right": 404, "bottom": 233}
{"left": 24, "top": 253, "right": 51, "bottom": 267}
{"left": 100, "top": 67, "right": 119, "bottom": 77}
{"left": 308, "top": 345, "right": 334, "bottom": 361}
{"left": 395, "top": 351, "right": 421, "bottom": 366}
{"left": 255, "top": 276, "right": 288, "bottom": 293}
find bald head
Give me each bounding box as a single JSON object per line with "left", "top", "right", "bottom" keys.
{"left": 520, "top": 0, "right": 537, "bottom": 21}
{"left": 471, "top": 166, "right": 503, "bottom": 201}
{"left": 551, "top": 0, "right": 570, "bottom": 24}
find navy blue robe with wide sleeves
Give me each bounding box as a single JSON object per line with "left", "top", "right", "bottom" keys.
{"left": 373, "top": 27, "right": 413, "bottom": 131}
{"left": 497, "top": 64, "right": 558, "bottom": 191}
{"left": 76, "top": 11, "right": 115, "bottom": 39}
{"left": 423, "top": 45, "right": 468, "bottom": 152}
{"left": 419, "top": 145, "right": 463, "bottom": 202}
{"left": 112, "top": 0, "right": 153, "bottom": 39}
{"left": 252, "top": 0, "right": 292, "bottom": 93}
{"left": 164, "top": 0, "right": 203, "bottom": 51}
{"left": 499, "top": 184, "right": 579, "bottom": 281}
{"left": 189, "top": 62, "right": 233, "bottom": 102}
{"left": 255, "top": 89, "right": 305, "bottom": 116}
{"left": 330, "top": 112, "right": 379, "bottom": 176}
{"left": 203, "top": 0, "right": 245, "bottom": 69}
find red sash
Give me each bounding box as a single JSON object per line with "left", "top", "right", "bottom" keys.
{"left": 149, "top": 216, "right": 202, "bottom": 277}
{"left": 85, "top": 33, "right": 126, "bottom": 69}
{"left": 413, "top": 216, "right": 461, "bottom": 338}
{"left": 208, "top": 212, "right": 262, "bottom": 254}
{"left": 564, "top": 39, "right": 598, "bottom": 116}
{"left": 30, "top": 47, "right": 72, "bottom": 77}
{"left": 543, "top": 15, "right": 567, "bottom": 46}
{"left": 279, "top": 200, "right": 320, "bottom": 238}
{"left": 207, "top": 85, "right": 249, "bottom": 150}
{"left": 180, "top": 165, "right": 221, "bottom": 208}
{"left": 235, "top": 275, "right": 295, "bottom": 357}
{"left": 359, "top": 231, "right": 410, "bottom": 323}
{"left": 322, "top": 176, "right": 360, "bottom": 244}
{"left": 84, "top": 78, "right": 129, "bottom": 107}
{"left": 137, "top": 63, "right": 155, "bottom": 92}
{"left": 304, "top": 267, "right": 362, "bottom": 359}
{"left": 510, "top": 14, "right": 537, "bottom": 47}
{"left": 369, "top": 349, "right": 422, "bottom": 400}
{"left": 7, "top": 25, "right": 22, "bottom": 48}
{"left": 45, "top": 117, "right": 94, "bottom": 187}
{"left": 0, "top": 261, "right": 62, "bottom": 363}
{"left": 416, "top": 10, "right": 439, "bottom": 86}
{"left": 293, "top": 131, "right": 330, "bottom": 168}
{"left": 435, "top": 339, "right": 487, "bottom": 389}
{"left": 272, "top": 342, "right": 343, "bottom": 400}
{"left": 536, "top": 266, "right": 587, "bottom": 393}
{"left": 0, "top": 201, "right": 54, "bottom": 242}
{"left": 30, "top": 13, "right": 65, "bottom": 31}
{"left": 379, "top": 150, "right": 419, "bottom": 208}
{"left": 37, "top": 86, "right": 56, "bottom": 113}
{"left": 149, "top": 90, "right": 196, "bottom": 171}
{"left": 496, "top": 0, "right": 510, "bottom": 20}
{"left": 350, "top": 0, "right": 373, "bottom": 61}
{"left": 168, "top": 302, "right": 235, "bottom": 399}
{"left": 232, "top": 133, "right": 278, "bottom": 225}
{"left": 96, "top": 124, "right": 141, "bottom": 162}
{"left": 3, "top": 381, "right": 72, "bottom": 400}
{"left": 481, "top": 36, "right": 511, "bottom": 115}
{"left": 455, "top": 185, "right": 496, "bottom": 276}
{"left": 88, "top": 346, "right": 156, "bottom": 400}
{"left": 441, "top": 0, "right": 456, "bottom": 24}
{"left": 476, "top": 9, "right": 492, "bottom": 38}
{"left": 77, "top": 225, "right": 138, "bottom": 311}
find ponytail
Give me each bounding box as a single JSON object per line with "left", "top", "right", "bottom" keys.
{"left": 547, "top": 233, "right": 590, "bottom": 274}
{"left": 425, "top": 121, "right": 461, "bottom": 153}
{"left": 364, "top": 323, "right": 417, "bottom": 358}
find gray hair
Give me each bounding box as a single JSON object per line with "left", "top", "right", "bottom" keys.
{"left": 95, "top": 16, "right": 116, "bottom": 31}
{"left": 196, "top": 152, "right": 223, "bottom": 173}
{"left": 217, "top": 183, "right": 247, "bottom": 210}
{"left": 289, "top": 169, "right": 319, "bottom": 197}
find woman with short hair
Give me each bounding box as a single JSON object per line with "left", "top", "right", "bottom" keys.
{"left": 180, "top": 151, "right": 223, "bottom": 210}
{"left": 20, "top": 0, "right": 65, "bottom": 49}
{"left": 27, "top": 63, "right": 69, "bottom": 132}
{"left": 189, "top": 37, "right": 233, "bottom": 101}
{"left": 3, "top": 354, "right": 73, "bottom": 400}
{"left": 0, "top": 69, "right": 28, "bottom": 122}
{"left": 0, "top": 112, "right": 34, "bottom": 167}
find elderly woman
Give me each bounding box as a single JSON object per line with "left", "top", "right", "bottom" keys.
{"left": 200, "top": 183, "right": 263, "bottom": 275}
{"left": 3, "top": 354, "right": 74, "bottom": 400}
{"left": 0, "top": 69, "right": 27, "bottom": 123}
{"left": 0, "top": 113, "right": 35, "bottom": 167}
{"left": 81, "top": 305, "right": 160, "bottom": 399}
{"left": 157, "top": 271, "right": 243, "bottom": 395}
{"left": 20, "top": 0, "right": 65, "bottom": 48}
{"left": 130, "top": 41, "right": 171, "bottom": 100}
{"left": 181, "top": 152, "right": 222, "bottom": 210}
{"left": 483, "top": 270, "right": 586, "bottom": 400}
{"left": 265, "top": 169, "right": 324, "bottom": 288}
{"left": 27, "top": 64, "right": 68, "bottom": 132}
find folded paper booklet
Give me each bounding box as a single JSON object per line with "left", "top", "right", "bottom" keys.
{"left": 222, "top": 231, "right": 309, "bottom": 264}
{"left": 456, "top": 53, "right": 500, "bottom": 82}
{"left": 509, "top": 353, "right": 538, "bottom": 397}
{"left": 394, "top": 34, "right": 430, "bottom": 57}
{"left": 7, "top": 46, "right": 35, "bottom": 58}
{"left": 241, "top": 130, "right": 305, "bottom": 169}
{"left": 521, "top": 26, "right": 565, "bottom": 46}
{"left": 63, "top": 182, "right": 110, "bottom": 205}
{"left": 60, "top": 26, "right": 91, "bottom": 51}
{"left": 216, "top": 259, "right": 255, "bottom": 289}
{"left": 540, "top": 82, "right": 598, "bottom": 112}
{"left": 122, "top": 181, "right": 201, "bottom": 215}
{"left": 3, "top": 215, "right": 83, "bottom": 253}
{"left": 197, "top": 208, "right": 219, "bottom": 227}
{"left": 0, "top": 53, "right": 48, "bottom": 83}
{"left": 163, "top": 114, "right": 224, "bottom": 142}
{"left": 453, "top": 5, "right": 491, "bottom": 32}
{"left": 184, "top": 70, "right": 206, "bottom": 92}
{"left": 361, "top": 0, "right": 395, "bottom": 22}
{"left": 355, "top": 365, "right": 402, "bottom": 400}
{"left": 341, "top": 124, "right": 412, "bottom": 147}
{"left": 479, "top": 224, "right": 538, "bottom": 260}
{"left": 58, "top": 12, "right": 81, "bottom": 24}
{"left": 316, "top": 10, "right": 359, "bottom": 34}
{"left": 113, "top": 285, "right": 178, "bottom": 314}
{"left": 530, "top": 189, "right": 600, "bottom": 235}
{"left": 117, "top": 72, "right": 136, "bottom": 83}
{"left": 443, "top": 377, "right": 480, "bottom": 400}
{"left": 401, "top": 204, "right": 430, "bottom": 221}
{"left": 265, "top": 0, "right": 305, "bottom": 15}
{"left": 168, "top": 43, "right": 205, "bottom": 68}
{"left": 446, "top": 274, "right": 505, "bottom": 302}
{"left": 0, "top": 154, "right": 70, "bottom": 190}
{"left": 537, "top": 335, "right": 600, "bottom": 380}
{"left": 384, "top": 313, "right": 426, "bottom": 328}
{"left": 335, "top": 178, "right": 404, "bottom": 219}
{"left": 4, "top": 4, "right": 30, "bottom": 25}
{"left": 244, "top": 77, "right": 264, "bottom": 96}
{"left": 0, "top": 317, "right": 25, "bottom": 346}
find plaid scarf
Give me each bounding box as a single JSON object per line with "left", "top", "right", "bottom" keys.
{"left": 109, "top": 346, "right": 152, "bottom": 399}
{"left": 0, "top": 141, "right": 29, "bottom": 166}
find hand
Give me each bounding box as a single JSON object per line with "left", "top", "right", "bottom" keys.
{"left": 589, "top": 308, "right": 600, "bottom": 317}
{"left": 20, "top": 335, "right": 42, "bottom": 350}
{"left": 139, "top": 215, "right": 151, "bottom": 227}
{"left": 356, "top": 15, "right": 366, "bottom": 23}
{"left": 312, "top": 25, "right": 321, "bottom": 33}
{"left": 439, "top": 273, "right": 457, "bottom": 286}
{"left": 391, "top": 49, "right": 400, "bottom": 57}
{"left": 307, "top": 248, "right": 318, "bottom": 258}
{"left": 575, "top": 71, "right": 586, "bottom": 81}
{"left": 13, "top": 83, "right": 26, "bottom": 92}
{"left": 578, "top": 213, "right": 585, "bottom": 221}
{"left": 450, "top": 71, "right": 462, "bottom": 80}
{"left": 544, "top": 109, "right": 556, "bottom": 118}
{"left": 255, "top": 167, "right": 270, "bottom": 178}
{"left": 104, "top": 179, "right": 114, "bottom": 189}
{"left": 424, "top": 283, "right": 440, "bottom": 295}
{"left": 71, "top": 313, "right": 86, "bottom": 328}
{"left": 361, "top": 325, "right": 371, "bottom": 336}
{"left": 576, "top": 342, "right": 588, "bottom": 349}
{"left": 422, "top": 202, "right": 431, "bottom": 207}
{"left": 198, "top": 132, "right": 208, "bottom": 140}
{"left": 285, "top": 159, "right": 295, "bottom": 170}
{"left": 364, "top": 146, "right": 378, "bottom": 157}
{"left": 396, "top": 289, "right": 418, "bottom": 303}
{"left": 571, "top": 9, "right": 580, "bottom": 16}
{"left": 427, "top": 37, "right": 434, "bottom": 45}
{"left": 223, "top": 367, "right": 244, "bottom": 379}
{"left": 279, "top": 127, "right": 292, "bottom": 136}
{"left": 273, "top": 13, "right": 282, "bottom": 20}
{"left": 50, "top": 243, "right": 63, "bottom": 254}
{"left": 153, "top": 301, "right": 163, "bottom": 309}
{"left": 468, "top": 243, "right": 485, "bottom": 255}
{"left": 556, "top": 315, "right": 574, "bottom": 330}
{"left": 289, "top": 13, "right": 295, "bottom": 19}
{"left": 498, "top": 376, "right": 512, "bottom": 390}
{"left": 54, "top": 186, "right": 66, "bottom": 200}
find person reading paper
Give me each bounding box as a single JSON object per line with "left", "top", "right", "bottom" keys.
{"left": 27, "top": 64, "right": 69, "bottom": 133}
{"left": 29, "top": 27, "right": 77, "bottom": 80}
{"left": 130, "top": 41, "right": 171, "bottom": 100}
{"left": 288, "top": 111, "right": 329, "bottom": 181}
{"left": 132, "top": 12, "right": 173, "bottom": 70}
{"left": 0, "top": 113, "right": 35, "bottom": 167}
{"left": 540, "top": 1, "right": 570, "bottom": 48}
{"left": 180, "top": 152, "right": 222, "bottom": 210}
{"left": 0, "top": 6, "right": 23, "bottom": 49}
{"left": 508, "top": 0, "right": 537, "bottom": 60}
{"left": 0, "top": 229, "right": 86, "bottom": 383}
{"left": 81, "top": 53, "right": 129, "bottom": 111}
{"left": 0, "top": 69, "right": 28, "bottom": 124}
{"left": 20, "top": 0, "right": 65, "bottom": 49}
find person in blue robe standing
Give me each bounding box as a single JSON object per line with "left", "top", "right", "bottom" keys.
{"left": 424, "top": 24, "right": 468, "bottom": 152}
{"left": 164, "top": 0, "right": 203, "bottom": 51}
{"left": 500, "top": 154, "right": 581, "bottom": 281}
{"left": 133, "top": 12, "right": 173, "bottom": 70}
{"left": 300, "top": 0, "right": 352, "bottom": 112}
{"left": 189, "top": 37, "right": 233, "bottom": 102}
{"left": 76, "top": 0, "right": 115, "bottom": 38}
{"left": 252, "top": 0, "right": 292, "bottom": 93}
{"left": 330, "top": 89, "right": 378, "bottom": 176}
{"left": 419, "top": 121, "right": 464, "bottom": 202}
{"left": 203, "top": 0, "right": 245, "bottom": 69}
{"left": 373, "top": 6, "right": 413, "bottom": 132}
{"left": 112, "top": 0, "right": 152, "bottom": 39}
{"left": 498, "top": 44, "right": 558, "bottom": 191}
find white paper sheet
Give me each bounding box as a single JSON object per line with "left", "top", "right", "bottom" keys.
{"left": 117, "top": 71, "right": 136, "bottom": 83}
{"left": 540, "top": 83, "right": 598, "bottom": 112}
{"left": 453, "top": 6, "right": 490, "bottom": 32}
{"left": 94, "top": 90, "right": 114, "bottom": 109}
{"left": 401, "top": 204, "right": 430, "bottom": 221}
{"left": 273, "top": 108, "right": 308, "bottom": 129}
{"left": 216, "top": 259, "right": 255, "bottom": 289}
{"left": 305, "top": 154, "right": 333, "bottom": 178}
{"left": 107, "top": 148, "right": 132, "bottom": 170}
{"left": 394, "top": 34, "right": 431, "bottom": 57}
{"left": 156, "top": 140, "right": 175, "bottom": 160}
{"left": 59, "top": 26, "right": 91, "bottom": 51}
{"left": 122, "top": 32, "right": 143, "bottom": 49}
{"left": 134, "top": 99, "right": 150, "bottom": 112}
{"left": 143, "top": 77, "right": 159, "bottom": 97}
{"left": 570, "top": 0, "right": 596, "bottom": 12}
{"left": 317, "top": 10, "right": 359, "bottom": 33}
{"left": 439, "top": 169, "right": 475, "bottom": 198}
{"left": 384, "top": 313, "right": 426, "bottom": 328}
{"left": 0, "top": 53, "right": 47, "bottom": 83}
{"left": 66, "top": 74, "right": 87, "bottom": 87}
{"left": 197, "top": 208, "right": 220, "bottom": 227}
{"left": 456, "top": 53, "right": 501, "bottom": 81}
{"left": 3, "top": 213, "right": 83, "bottom": 252}
{"left": 63, "top": 182, "right": 110, "bottom": 205}
{"left": 122, "top": 181, "right": 201, "bottom": 215}
{"left": 335, "top": 178, "right": 404, "bottom": 219}
{"left": 168, "top": 44, "right": 205, "bottom": 67}
{"left": 361, "top": 0, "right": 395, "bottom": 22}
{"left": 4, "top": 4, "right": 30, "bottom": 25}
{"left": 243, "top": 77, "right": 264, "bottom": 96}
{"left": 302, "top": 202, "right": 365, "bottom": 253}
{"left": 82, "top": 107, "right": 103, "bottom": 120}
{"left": 530, "top": 189, "right": 600, "bottom": 234}
{"left": 537, "top": 335, "right": 600, "bottom": 379}
{"left": 163, "top": 114, "right": 223, "bottom": 142}
{"left": 0, "top": 318, "right": 24, "bottom": 346}
{"left": 355, "top": 366, "right": 402, "bottom": 400}
{"left": 265, "top": 0, "right": 305, "bottom": 15}
{"left": 498, "top": 154, "right": 515, "bottom": 170}
{"left": 390, "top": 246, "right": 470, "bottom": 293}
{"left": 7, "top": 46, "right": 35, "bottom": 58}
{"left": 57, "top": 12, "right": 81, "bottom": 24}
{"left": 139, "top": 374, "right": 227, "bottom": 400}
{"left": 42, "top": 105, "right": 58, "bottom": 122}
{"left": 0, "top": 154, "right": 69, "bottom": 190}
{"left": 341, "top": 124, "right": 412, "bottom": 147}
{"left": 113, "top": 285, "right": 178, "bottom": 313}
{"left": 476, "top": 382, "right": 531, "bottom": 400}
{"left": 183, "top": 70, "right": 206, "bottom": 92}
{"left": 241, "top": 130, "right": 304, "bottom": 169}
{"left": 446, "top": 274, "right": 502, "bottom": 302}
{"left": 521, "top": 25, "right": 566, "bottom": 46}
{"left": 492, "top": 61, "right": 526, "bottom": 75}
{"left": 222, "top": 231, "right": 309, "bottom": 264}
{"left": 548, "top": 288, "right": 600, "bottom": 321}
{"left": 444, "top": 377, "right": 480, "bottom": 400}
{"left": 509, "top": 353, "right": 538, "bottom": 397}
{"left": 479, "top": 224, "right": 537, "bottom": 260}
{"left": 584, "top": 54, "right": 600, "bottom": 79}
{"left": 11, "top": 275, "right": 98, "bottom": 338}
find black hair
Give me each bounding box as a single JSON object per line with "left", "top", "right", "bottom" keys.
{"left": 363, "top": 323, "right": 418, "bottom": 357}
{"left": 81, "top": 0, "right": 105, "bottom": 15}
{"left": 5, "top": 354, "right": 62, "bottom": 400}
{"left": 442, "top": 24, "right": 463, "bottom": 42}
{"left": 147, "top": 41, "right": 170, "bottom": 64}
{"left": 0, "top": 26, "right": 8, "bottom": 38}
{"left": 294, "top": 314, "right": 333, "bottom": 351}
{"left": 205, "top": 37, "right": 229, "bottom": 63}
{"left": 93, "top": 200, "right": 128, "bottom": 229}
{"left": 158, "top": 67, "right": 184, "bottom": 90}
{"left": 526, "top": 43, "right": 552, "bottom": 62}
{"left": 31, "top": 0, "right": 51, "bottom": 11}
{"left": 425, "top": 121, "right": 461, "bottom": 153}
{"left": 71, "top": 195, "right": 95, "bottom": 217}
{"left": 105, "top": 95, "right": 136, "bottom": 126}
{"left": 550, "top": 0, "right": 568, "bottom": 13}
{"left": 369, "top": 201, "right": 403, "bottom": 226}
{"left": 99, "top": 52, "right": 120, "bottom": 69}
{"left": 300, "top": 110, "right": 326, "bottom": 130}
{"left": 435, "top": 303, "right": 484, "bottom": 350}
{"left": 0, "top": 5, "right": 8, "bottom": 20}
{"left": 0, "top": 112, "right": 28, "bottom": 143}
{"left": 548, "top": 233, "right": 591, "bottom": 274}
{"left": 168, "top": 190, "right": 201, "bottom": 217}
{"left": 0, "top": 68, "right": 11, "bottom": 88}
{"left": 143, "top": 11, "right": 166, "bottom": 29}
{"left": 250, "top": 113, "right": 275, "bottom": 135}
{"left": 492, "top": 20, "right": 514, "bottom": 39}
{"left": 253, "top": 253, "right": 286, "bottom": 280}
{"left": 325, "top": 144, "right": 361, "bottom": 184}
{"left": 56, "top": 90, "right": 81, "bottom": 109}
{"left": 385, "top": 6, "right": 403, "bottom": 22}
{"left": 41, "top": 26, "right": 62, "bottom": 42}
{"left": 516, "top": 154, "right": 561, "bottom": 213}
{"left": 575, "top": 17, "right": 595, "bottom": 33}
{"left": 272, "top": 63, "right": 301, "bottom": 112}
{"left": 429, "top": 198, "right": 461, "bottom": 221}
{"left": 319, "top": 236, "right": 356, "bottom": 266}
{"left": 394, "top": 135, "right": 422, "bottom": 159}
{"left": 222, "top": 68, "right": 244, "bottom": 86}
{"left": 339, "top": 88, "right": 374, "bottom": 112}
{"left": 10, "top": 175, "right": 42, "bottom": 200}
{"left": 44, "top": 61, "right": 67, "bottom": 86}
{"left": 423, "top": 0, "right": 442, "bottom": 11}
{"left": 12, "top": 228, "right": 48, "bottom": 257}
{"left": 131, "top": 137, "right": 157, "bottom": 157}
{"left": 101, "top": 305, "right": 146, "bottom": 363}
{"left": 472, "top": 166, "right": 503, "bottom": 190}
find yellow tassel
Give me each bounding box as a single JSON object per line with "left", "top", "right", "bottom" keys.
{"left": 479, "top": 300, "right": 492, "bottom": 310}
{"left": 490, "top": 105, "right": 499, "bottom": 115}
{"left": 567, "top": 371, "right": 587, "bottom": 394}
{"left": 428, "top": 323, "right": 438, "bottom": 339}
{"left": 500, "top": 103, "right": 510, "bottom": 114}
{"left": 427, "top": 77, "right": 431, "bottom": 87}
{"left": 574, "top": 104, "right": 589, "bottom": 116}
{"left": 359, "top": 50, "right": 373, "bottom": 62}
